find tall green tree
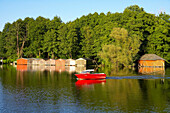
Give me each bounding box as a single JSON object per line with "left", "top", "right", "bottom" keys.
{"left": 146, "top": 19, "right": 170, "bottom": 62}
{"left": 2, "top": 22, "right": 17, "bottom": 59}
{"left": 98, "top": 28, "right": 141, "bottom": 67}
{"left": 0, "top": 31, "right": 5, "bottom": 58}
{"left": 58, "top": 22, "right": 79, "bottom": 59}
{"left": 28, "top": 16, "right": 50, "bottom": 58}
{"left": 43, "top": 29, "right": 58, "bottom": 58}
{"left": 80, "top": 26, "right": 95, "bottom": 59}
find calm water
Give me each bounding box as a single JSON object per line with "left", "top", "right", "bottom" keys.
{"left": 0, "top": 65, "right": 170, "bottom": 112}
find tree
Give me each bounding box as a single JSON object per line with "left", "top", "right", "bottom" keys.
{"left": 2, "top": 22, "right": 17, "bottom": 59}
{"left": 124, "top": 5, "right": 144, "bottom": 13}
{"left": 43, "top": 29, "right": 58, "bottom": 58}
{"left": 0, "top": 31, "right": 5, "bottom": 58}
{"left": 58, "top": 22, "right": 79, "bottom": 59}
{"left": 28, "top": 16, "right": 50, "bottom": 58}
{"left": 80, "top": 26, "right": 95, "bottom": 59}
{"left": 146, "top": 19, "right": 170, "bottom": 62}
{"left": 98, "top": 28, "right": 141, "bottom": 67}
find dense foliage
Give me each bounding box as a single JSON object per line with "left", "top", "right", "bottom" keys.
{"left": 0, "top": 5, "right": 169, "bottom": 67}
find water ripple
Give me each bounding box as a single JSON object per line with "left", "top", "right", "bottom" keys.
{"left": 106, "top": 75, "right": 170, "bottom": 80}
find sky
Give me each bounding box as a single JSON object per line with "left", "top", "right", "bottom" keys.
{"left": 0, "top": 0, "right": 170, "bottom": 31}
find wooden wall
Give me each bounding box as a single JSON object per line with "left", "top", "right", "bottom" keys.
{"left": 17, "top": 58, "right": 28, "bottom": 65}
{"left": 55, "top": 59, "right": 66, "bottom": 66}
{"left": 138, "top": 60, "right": 165, "bottom": 67}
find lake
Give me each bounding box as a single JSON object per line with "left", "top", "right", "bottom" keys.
{"left": 0, "top": 65, "right": 170, "bottom": 112}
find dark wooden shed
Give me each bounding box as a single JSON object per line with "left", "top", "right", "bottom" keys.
{"left": 17, "top": 58, "right": 29, "bottom": 65}
{"left": 138, "top": 54, "right": 165, "bottom": 67}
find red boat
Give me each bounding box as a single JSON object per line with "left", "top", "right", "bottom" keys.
{"left": 75, "top": 69, "right": 106, "bottom": 80}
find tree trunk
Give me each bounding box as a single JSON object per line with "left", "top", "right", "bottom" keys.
{"left": 69, "top": 53, "right": 72, "bottom": 59}
{"left": 19, "top": 25, "right": 27, "bottom": 58}
{"left": 39, "top": 50, "right": 41, "bottom": 57}
{"left": 19, "top": 38, "right": 26, "bottom": 58}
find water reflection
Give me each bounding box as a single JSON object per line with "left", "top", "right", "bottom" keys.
{"left": 65, "top": 66, "right": 76, "bottom": 74}
{"left": 74, "top": 78, "right": 170, "bottom": 112}
{"left": 16, "top": 65, "right": 87, "bottom": 74}
{"left": 138, "top": 67, "right": 165, "bottom": 75}
{"left": 17, "top": 65, "right": 27, "bottom": 71}
{"left": 75, "top": 80, "right": 106, "bottom": 89}
{"left": 55, "top": 66, "right": 65, "bottom": 73}
{"left": 0, "top": 65, "right": 170, "bottom": 112}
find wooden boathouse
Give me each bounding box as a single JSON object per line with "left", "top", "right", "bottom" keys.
{"left": 45, "top": 59, "right": 56, "bottom": 66}
{"left": 27, "top": 58, "right": 39, "bottom": 65}
{"left": 65, "top": 59, "right": 76, "bottom": 66}
{"left": 38, "top": 59, "right": 46, "bottom": 65}
{"left": 17, "top": 58, "right": 29, "bottom": 65}
{"left": 75, "top": 58, "right": 93, "bottom": 66}
{"left": 138, "top": 54, "right": 165, "bottom": 67}
{"left": 55, "top": 59, "right": 66, "bottom": 66}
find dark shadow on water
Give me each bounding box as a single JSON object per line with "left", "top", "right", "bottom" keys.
{"left": 106, "top": 76, "right": 170, "bottom": 80}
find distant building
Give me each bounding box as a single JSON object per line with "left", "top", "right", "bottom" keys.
{"left": 45, "top": 59, "right": 56, "bottom": 66}
{"left": 38, "top": 59, "right": 46, "bottom": 66}
{"left": 27, "top": 58, "right": 39, "bottom": 65}
{"left": 138, "top": 54, "right": 165, "bottom": 67}
{"left": 65, "top": 59, "right": 76, "bottom": 66}
{"left": 75, "top": 58, "right": 93, "bottom": 67}
{"left": 17, "top": 58, "right": 29, "bottom": 65}
{"left": 55, "top": 59, "right": 66, "bottom": 66}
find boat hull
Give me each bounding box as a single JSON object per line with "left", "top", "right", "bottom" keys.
{"left": 75, "top": 73, "right": 106, "bottom": 80}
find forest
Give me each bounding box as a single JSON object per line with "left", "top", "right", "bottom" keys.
{"left": 0, "top": 5, "right": 170, "bottom": 67}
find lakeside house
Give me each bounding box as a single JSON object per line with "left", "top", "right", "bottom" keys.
{"left": 27, "top": 58, "right": 39, "bottom": 65}
{"left": 75, "top": 58, "right": 93, "bottom": 67}
{"left": 17, "top": 58, "right": 92, "bottom": 68}
{"left": 55, "top": 59, "right": 66, "bottom": 66}
{"left": 65, "top": 59, "right": 76, "bottom": 66}
{"left": 38, "top": 59, "right": 46, "bottom": 65}
{"left": 138, "top": 54, "right": 165, "bottom": 67}
{"left": 17, "top": 58, "right": 29, "bottom": 65}
{"left": 45, "top": 59, "right": 56, "bottom": 66}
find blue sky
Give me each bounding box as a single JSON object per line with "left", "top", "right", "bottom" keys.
{"left": 0, "top": 0, "right": 170, "bottom": 31}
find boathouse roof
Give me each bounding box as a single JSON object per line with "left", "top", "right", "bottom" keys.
{"left": 139, "top": 54, "right": 165, "bottom": 61}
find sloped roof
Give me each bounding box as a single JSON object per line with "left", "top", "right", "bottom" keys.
{"left": 76, "top": 58, "right": 92, "bottom": 61}
{"left": 17, "top": 58, "right": 29, "bottom": 60}
{"left": 140, "top": 54, "right": 165, "bottom": 61}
